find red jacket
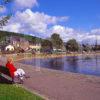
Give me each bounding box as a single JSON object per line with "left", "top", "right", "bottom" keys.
{"left": 6, "top": 62, "right": 17, "bottom": 78}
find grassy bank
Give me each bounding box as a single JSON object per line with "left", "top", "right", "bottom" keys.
{"left": 0, "top": 84, "right": 44, "bottom": 100}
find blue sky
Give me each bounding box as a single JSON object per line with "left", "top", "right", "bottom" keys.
{"left": 0, "top": 0, "right": 100, "bottom": 43}
{"left": 35, "top": 0, "right": 100, "bottom": 31}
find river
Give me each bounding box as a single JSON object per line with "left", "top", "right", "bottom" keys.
{"left": 19, "top": 55, "right": 100, "bottom": 76}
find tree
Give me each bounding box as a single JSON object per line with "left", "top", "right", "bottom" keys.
{"left": 41, "top": 39, "right": 53, "bottom": 53}
{"left": 66, "top": 39, "right": 79, "bottom": 52}
{"left": 82, "top": 44, "right": 91, "bottom": 52}
{"left": 51, "top": 33, "right": 63, "bottom": 49}
{"left": 0, "top": 16, "right": 11, "bottom": 27}
{"left": 0, "top": 0, "right": 13, "bottom": 28}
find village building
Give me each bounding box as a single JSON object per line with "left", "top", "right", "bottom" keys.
{"left": 29, "top": 43, "right": 41, "bottom": 53}
{"left": 5, "top": 45, "right": 14, "bottom": 51}
{"left": 6, "top": 36, "right": 29, "bottom": 51}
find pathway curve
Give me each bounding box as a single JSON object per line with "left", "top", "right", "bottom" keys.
{"left": 14, "top": 62, "right": 100, "bottom": 100}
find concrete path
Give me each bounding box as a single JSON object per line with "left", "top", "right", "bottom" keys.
{"left": 13, "top": 62, "right": 100, "bottom": 100}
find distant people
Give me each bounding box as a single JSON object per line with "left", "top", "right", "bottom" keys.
{"left": 6, "top": 58, "right": 26, "bottom": 83}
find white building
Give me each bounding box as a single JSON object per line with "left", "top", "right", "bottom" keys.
{"left": 29, "top": 44, "right": 41, "bottom": 52}
{"left": 5, "top": 45, "right": 14, "bottom": 51}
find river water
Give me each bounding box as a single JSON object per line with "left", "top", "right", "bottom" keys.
{"left": 19, "top": 55, "right": 100, "bottom": 76}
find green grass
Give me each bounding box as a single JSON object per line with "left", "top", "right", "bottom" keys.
{"left": 0, "top": 84, "right": 44, "bottom": 100}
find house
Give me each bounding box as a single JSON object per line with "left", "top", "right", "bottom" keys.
{"left": 9, "top": 36, "right": 20, "bottom": 48}
{"left": 29, "top": 43, "right": 41, "bottom": 53}
{"left": 0, "top": 44, "right": 6, "bottom": 51}
{"left": 19, "top": 38, "right": 29, "bottom": 51}
{"left": 5, "top": 45, "right": 14, "bottom": 51}
{"left": 7, "top": 36, "right": 29, "bottom": 51}
{"left": 53, "top": 46, "right": 66, "bottom": 53}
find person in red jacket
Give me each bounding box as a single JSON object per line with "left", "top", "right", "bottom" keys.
{"left": 6, "top": 58, "right": 17, "bottom": 79}
{"left": 6, "top": 58, "right": 26, "bottom": 83}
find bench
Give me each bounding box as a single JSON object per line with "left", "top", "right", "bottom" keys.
{"left": 0, "top": 65, "right": 13, "bottom": 83}
{"left": 0, "top": 66, "right": 28, "bottom": 84}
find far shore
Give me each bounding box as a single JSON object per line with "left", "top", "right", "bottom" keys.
{"left": 0, "top": 52, "right": 100, "bottom": 62}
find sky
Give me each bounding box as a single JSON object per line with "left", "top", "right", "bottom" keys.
{"left": 0, "top": 0, "right": 100, "bottom": 44}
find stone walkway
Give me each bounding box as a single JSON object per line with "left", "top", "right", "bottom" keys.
{"left": 14, "top": 62, "right": 100, "bottom": 100}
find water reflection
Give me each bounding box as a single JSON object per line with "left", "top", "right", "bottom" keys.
{"left": 19, "top": 55, "right": 100, "bottom": 76}
{"left": 66, "top": 56, "right": 78, "bottom": 73}
{"left": 48, "top": 58, "right": 64, "bottom": 70}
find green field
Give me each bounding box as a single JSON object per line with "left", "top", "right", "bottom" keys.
{"left": 0, "top": 84, "right": 44, "bottom": 100}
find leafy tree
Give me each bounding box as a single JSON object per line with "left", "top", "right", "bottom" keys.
{"left": 66, "top": 39, "right": 79, "bottom": 52}
{"left": 51, "top": 33, "right": 63, "bottom": 49}
{"left": 0, "top": 0, "right": 13, "bottom": 28}
{"left": 0, "top": 15, "right": 11, "bottom": 27}
{"left": 82, "top": 44, "right": 93, "bottom": 52}
{"left": 41, "top": 39, "right": 53, "bottom": 53}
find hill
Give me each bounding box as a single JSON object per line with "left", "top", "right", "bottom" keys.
{"left": 0, "top": 30, "right": 42, "bottom": 43}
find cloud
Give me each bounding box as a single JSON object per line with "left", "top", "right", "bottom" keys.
{"left": 14, "top": 0, "right": 38, "bottom": 9}
{"left": 49, "top": 25, "right": 100, "bottom": 44}
{"left": 51, "top": 25, "right": 74, "bottom": 35}
{"left": 15, "top": 9, "right": 68, "bottom": 25}
{"left": 2, "top": 7, "right": 100, "bottom": 44}
{"left": 91, "top": 28, "right": 100, "bottom": 35}
{"left": 4, "top": 23, "right": 21, "bottom": 33}
{"left": 2, "top": 9, "right": 69, "bottom": 38}
{"left": 49, "top": 25, "right": 80, "bottom": 41}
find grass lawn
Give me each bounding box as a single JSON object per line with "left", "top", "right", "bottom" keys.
{"left": 0, "top": 84, "right": 44, "bottom": 100}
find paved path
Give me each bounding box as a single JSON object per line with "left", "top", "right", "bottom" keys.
{"left": 13, "top": 62, "right": 100, "bottom": 100}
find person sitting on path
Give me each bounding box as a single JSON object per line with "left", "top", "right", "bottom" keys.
{"left": 6, "top": 58, "right": 27, "bottom": 83}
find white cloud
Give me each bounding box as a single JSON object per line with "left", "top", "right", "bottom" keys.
{"left": 4, "top": 23, "right": 21, "bottom": 33}
{"left": 49, "top": 25, "right": 79, "bottom": 41}
{"left": 3, "top": 9, "right": 69, "bottom": 38}
{"left": 91, "top": 28, "right": 100, "bottom": 35}
{"left": 14, "top": 0, "right": 38, "bottom": 9}
{"left": 2, "top": 7, "right": 100, "bottom": 44}
{"left": 49, "top": 25, "right": 100, "bottom": 44}
{"left": 15, "top": 9, "right": 68, "bottom": 25}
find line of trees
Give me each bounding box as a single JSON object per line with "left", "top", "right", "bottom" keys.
{"left": 41, "top": 33, "right": 100, "bottom": 53}
{"left": 41, "top": 33, "right": 79, "bottom": 53}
